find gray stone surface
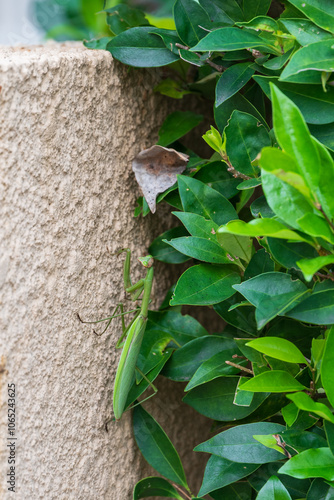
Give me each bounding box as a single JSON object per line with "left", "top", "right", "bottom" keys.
{"left": 0, "top": 43, "right": 212, "bottom": 499}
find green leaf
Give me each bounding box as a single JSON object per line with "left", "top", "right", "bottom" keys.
{"left": 281, "top": 40, "right": 334, "bottom": 82}
{"left": 254, "top": 76, "right": 334, "bottom": 125}
{"left": 325, "top": 421, "right": 334, "bottom": 459}
{"left": 282, "top": 403, "right": 300, "bottom": 427}
{"left": 267, "top": 238, "right": 317, "bottom": 270}
{"left": 194, "top": 161, "right": 241, "bottom": 199}
{"left": 270, "top": 84, "right": 320, "bottom": 193}
{"left": 238, "top": 177, "right": 262, "bottom": 190}
{"left": 218, "top": 219, "right": 310, "bottom": 243}
{"left": 107, "top": 27, "right": 179, "bottom": 67}
{"left": 217, "top": 233, "right": 253, "bottom": 263}
{"left": 246, "top": 337, "right": 306, "bottom": 364}
{"left": 173, "top": 0, "right": 211, "bottom": 47}
{"left": 214, "top": 295, "right": 258, "bottom": 335}
{"left": 185, "top": 350, "right": 247, "bottom": 391}
{"left": 183, "top": 377, "right": 269, "bottom": 421}
{"left": 233, "top": 272, "right": 309, "bottom": 329}
{"left": 263, "top": 49, "right": 294, "bottom": 71}
{"left": 198, "top": 455, "right": 260, "bottom": 497}
{"left": 215, "top": 63, "right": 255, "bottom": 107}
{"left": 198, "top": 0, "right": 236, "bottom": 24}
{"left": 173, "top": 212, "right": 219, "bottom": 239}
{"left": 309, "top": 122, "right": 334, "bottom": 152}
{"left": 190, "top": 27, "right": 278, "bottom": 53}
{"left": 133, "top": 406, "right": 188, "bottom": 489}
{"left": 170, "top": 264, "right": 240, "bottom": 306}
{"left": 262, "top": 170, "right": 314, "bottom": 230}
{"left": 297, "top": 213, "right": 334, "bottom": 244}
{"left": 225, "top": 111, "right": 271, "bottom": 177}
{"left": 105, "top": 5, "right": 149, "bottom": 35}
{"left": 322, "top": 327, "right": 334, "bottom": 409}
{"left": 306, "top": 478, "right": 334, "bottom": 500}
{"left": 280, "top": 18, "right": 334, "bottom": 46}
{"left": 154, "top": 78, "right": 193, "bottom": 99}
{"left": 297, "top": 255, "right": 334, "bottom": 282}
{"left": 244, "top": 249, "right": 274, "bottom": 280}
{"left": 287, "top": 392, "right": 334, "bottom": 424}
{"left": 256, "top": 476, "right": 292, "bottom": 500}
{"left": 157, "top": 111, "right": 203, "bottom": 147}
{"left": 163, "top": 236, "right": 233, "bottom": 264}
{"left": 239, "top": 371, "right": 306, "bottom": 393}
{"left": 162, "top": 336, "right": 238, "bottom": 381}
{"left": 279, "top": 448, "right": 334, "bottom": 481}
{"left": 209, "top": 482, "right": 252, "bottom": 500}
{"left": 84, "top": 37, "right": 113, "bottom": 50}
{"left": 178, "top": 175, "right": 238, "bottom": 226}
{"left": 133, "top": 477, "right": 184, "bottom": 499}
{"left": 249, "top": 462, "right": 312, "bottom": 497}
{"left": 146, "top": 309, "right": 207, "bottom": 347}
{"left": 215, "top": 92, "right": 268, "bottom": 133}
{"left": 195, "top": 422, "right": 285, "bottom": 464}
{"left": 287, "top": 0, "right": 334, "bottom": 33}
{"left": 149, "top": 226, "right": 190, "bottom": 264}
{"left": 312, "top": 137, "right": 334, "bottom": 220}
{"left": 243, "top": 1, "right": 272, "bottom": 21}
{"left": 286, "top": 282, "right": 334, "bottom": 325}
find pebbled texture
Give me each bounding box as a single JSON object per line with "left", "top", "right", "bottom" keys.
{"left": 0, "top": 42, "right": 213, "bottom": 500}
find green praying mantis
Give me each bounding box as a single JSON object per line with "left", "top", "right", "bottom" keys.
{"left": 79, "top": 248, "right": 155, "bottom": 421}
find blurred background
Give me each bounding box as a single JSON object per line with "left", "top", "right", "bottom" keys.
{"left": 0, "top": 0, "right": 175, "bottom": 45}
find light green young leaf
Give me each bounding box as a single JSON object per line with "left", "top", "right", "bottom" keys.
{"left": 239, "top": 371, "right": 306, "bottom": 393}
{"left": 287, "top": 392, "right": 334, "bottom": 424}
{"left": 282, "top": 403, "right": 300, "bottom": 427}
{"left": 296, "top": 213, "right": 334, "bottom": 245}
{"left": 321, "top": 327, "right": 334, "bottom": 409}
{"left": 279, "top": 448, "right": 334, "bottom": 481}
{"left": 246, "top": 337, "right": 306, "bottom": 364}
{"left": 218, "top": 219, "right": 310, "bottom": 243}
{"left": 297, "top": 255, "right": 334, "bottom": 282}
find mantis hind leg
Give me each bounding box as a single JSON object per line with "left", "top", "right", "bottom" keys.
{"left": 77, "top": 303, "right": 138, "bottom": 337}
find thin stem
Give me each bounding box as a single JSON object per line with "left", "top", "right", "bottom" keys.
{"left": 315, "top": 272, "right": 334, "bottom": 282}
{"left": 171, "top": 483, "right": 192, "bottom": 500}
{"left": 175, "top": 43, "right": 225, "bottom": 72}
{"left": 225, "top": 360, "right": 253, "bottom": 375}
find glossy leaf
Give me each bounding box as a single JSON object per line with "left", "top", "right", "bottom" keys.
{"left": 249, "top": 462, "right": 311, "bottom": 497}
{"left": 279, "top": 448, "right": 334, "bottom": 481}
{"left": 183, "top": 377, "right": 269, "bottom": 421}
{"left": 133, "top": 477, "right": 184, "bottom": 499}
{"left": 157, "top": 111, "right": 203, "bottom": 147}
{"left": 185, "top": 350, "right": 247, "bottom": 391}
{"left": 233, "top": 272, "right": 309, "bottom": 329}
{"left": 107, "top": 27, "right": 179, "bottom": 67}
{"left": 195, "top": 422, "right": 285, "bottom": 464}
{"left": 297, "top": 255, "right": 334, "bottom": 282}
{"left": 215, "top": 63, "right": 255, "bottom": 107}
{"left": 149, "top": 226, "right": 190, "bottom": 263}
{"left": 239, "top": 371, "right": 306, "bottom": 393}
{"left": 280, "top": 18, "right": 334, "bottom": 46}
{"left": 243, "top": 1, "right": 271, "bottom": 21}
{"left": 191, "top": 27, "right": 278, "bottom": 53}
{"left": 262, "top": 170, "right": 314, "bottom": 230}
{"left": 173, "top": 212, "right": 219, "bottom": 239}
{"left": 209, "top": 482, "right": 252, "bottom": 500}
{"left": 194, "top": 161, "right": 241, "bottom": 199}
{"left": 225, "top": 111, "right": 271, "bottom": 177}
{"left": 286, "top": 282, "right": 334, "bottom": 325}
{"left": 218, "top": 219, "right": 309, "bottom": 243}
{"left": 173, "top": 0, "right": 211, "bottom": 47}
{"left": 133, "top": 406, "right": 188, "bottom": 489}
{"left": 306, "top": 478, "right": 334, "bottom": 500}
{"left": 163, "top": 236, "right": 232, "bottom": 264}
{"left": 256, "top": 76, "right": 334, "bottom": 125}
{"left": 286, "top": 392, "right": 334, "bottom": 424}
{"left": 215, "top": 92, "right": 268, "bottom": 133}
{"left": 170, "top": 264, "right": 240, "bottom": 306}
{"left": 322, "top": 327, "right": 334, "bottom": 409}
{"left": 267, "top": 238, "right": 317, "bottom": 270}
{"left": 246, "top": 337, "right": 306, "bottom": 364}
{"left": 217, "top": 233, "right": 253, "bottom": 263}
{"left": 105, "top": 5, "right": 149, "bottom": 35}
{"left": 146, "top": 309, "right": 208, "bottom": 347}
{"left": 162, "top": 336, "right": 238, "bottom": 381}
{"left": 282, "top": 403, "right": 299, "bottom": 427}
{"left": 287, "top": 0, "right": 334, "bottom": 33}
{"left": 178, "top": 175, "right": 238, "bottom": 226}
{"left": 281, "top": 40, "right": 334, "bottom": 81}
{"left": 214, "top": 295, "right": 257, "bottom": 335}
{"left": 256, "top": 476, "right": 292, "bottom": 500}
{"left": 244, "top": 249, "right": 274, "bottom": 280}
{"left": 198, "top": 455, "right": 260, "bottom": 497}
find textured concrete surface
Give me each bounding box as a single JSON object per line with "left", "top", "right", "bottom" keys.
{"left": 0, "top": 43, "right": 211, "bottom": 499}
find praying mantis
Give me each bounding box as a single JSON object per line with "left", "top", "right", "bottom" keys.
{"left": 79, "top": 248, "right": 155, "bottom": 421}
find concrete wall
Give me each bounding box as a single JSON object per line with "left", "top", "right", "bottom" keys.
{"left": 0, "top": 43, "right": 211, "bottom": 499}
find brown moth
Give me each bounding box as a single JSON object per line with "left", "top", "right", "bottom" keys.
{"left": 132, "top": 145, "right": 189, "bottom": 213}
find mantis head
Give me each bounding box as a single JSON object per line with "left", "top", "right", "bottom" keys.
{"left": 138, "top": 255, "right": 154, "bottom": 268}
